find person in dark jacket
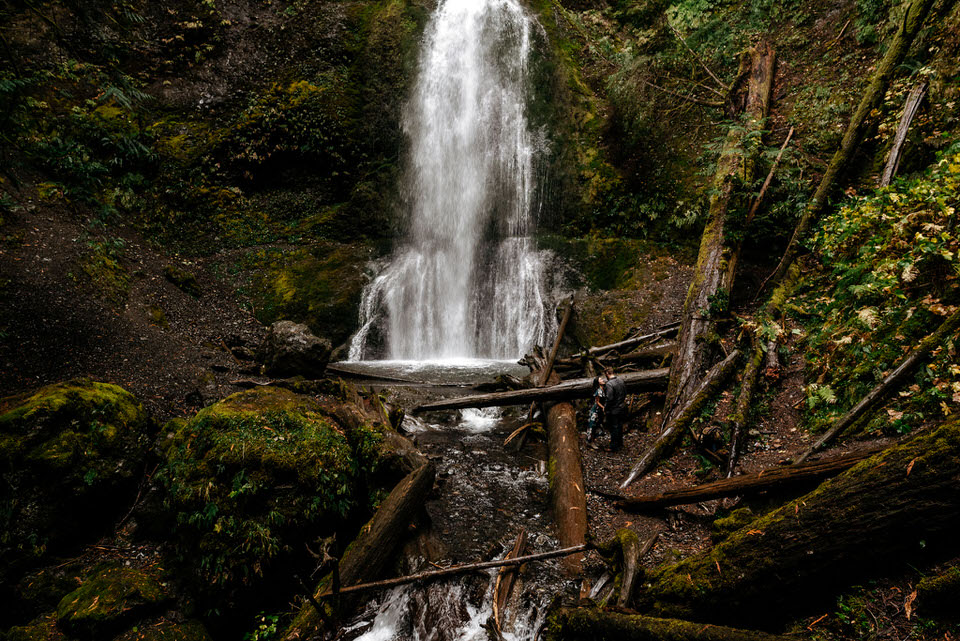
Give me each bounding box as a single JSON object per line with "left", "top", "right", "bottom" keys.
{"left": 603, "top": 367, "right": 627, "bottom": 452}
{"left": 587, "top": 375, "right": 606, "bottom": 443}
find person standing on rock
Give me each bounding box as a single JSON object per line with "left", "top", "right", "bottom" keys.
{"left": 603, "top": 367, "right": 627, "bottom": 452}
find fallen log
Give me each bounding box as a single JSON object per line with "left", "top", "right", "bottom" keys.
{"left": 635, "top": 417, "right": 960, "bottom": 627}
{"left": 571, "top": 324, "right": 680, "bottom": 360}
{"left": 492, "top": 530, "right": 527, "bottom": 635}
{"left": 520, "top": 298, "right": 575, "bottom": 450}
{"left": 283, "top": 463, "right": 435, "bottom": 640}
{"left": 310, "top": 543, "right": 591, "bottom": 598}
{"left": 657, "top": 43, "right": 773, "bottom": 468}
{"left": 544, "top": 609, "right": 794, "bottom": 641}
{"left": 618, "top": 342, "right": 676, "bottom": 365}
{"left": 618, "top": 445, "right": 884, "bottom": 511}
{"left": 761, "top": 0, "right": 938, "bottom": 294}
{"left": 412, "top": 369, "right": 669, "bottom": 413}
{"left": 547, "top": 397, "right": 588, "bottom": 575}
{"left": 880, "top": 81, "right": 928, "bottom": 186}
{"left": 622, "top": 351, "right": 740, "bottom": 488}
{"left": 794, "top": 308, "right": 960, "bottom": 463}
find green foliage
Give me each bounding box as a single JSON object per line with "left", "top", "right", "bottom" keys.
{"left": 155, "top": 387, "right": 383, "bottom": 596}
{"left": 794, "top": 145, "right": 960, "bottom": 434}
{"left": 81, "top": 237, "right": 130, "bottom": 304}
{"left": 244, "top": 613, "right": 281, "bottom": 641}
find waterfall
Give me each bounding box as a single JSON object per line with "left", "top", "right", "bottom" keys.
{"left": 349, "top": 0, "right": 552, "bottom": 361}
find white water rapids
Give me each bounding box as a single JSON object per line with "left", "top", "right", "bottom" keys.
{"left": 349, "top": 0, "right": 552, "bottom": 361}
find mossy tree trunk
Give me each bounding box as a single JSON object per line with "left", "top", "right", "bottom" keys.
{"left": 635, "top": 417, "right": 960, "bottom": 628}
{"left": 764, "top": 0, "right": 938, "bottom": 290}
{"left": 546, "top": 384, "right": 588, "bottom": 575}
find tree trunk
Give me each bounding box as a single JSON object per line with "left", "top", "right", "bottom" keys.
{"left": 412, "top": 369, "right": 669, "bottom": 413}
{"left": 880, "top": 81, "right": 927, "bottom": 187}
{"left": 544, "top": 609, "right": 794, "bottom": 641}
{"left": 571, "top": 324, "right": 680, "bottom": 360}
{"left": 492, "top": 530, "right": 527, "bottom": 634}
{"left": 763, "top": 0, "right": 938, "bottom": 291}
{"left": 622, "top": 350, "right": 740, "bottom": 488}
{"left": 618, "top": 445, "right": 884, "bottom": 511}
{"left": 617, "top": 343, "right": 676, "bottom": 365}
{"left": 547, "top": 396, "right": 588, "bottom": 575}
{"left": 795, "top": 308, "right": 960, "bottom": 463}
{"left": 725, "top": 340, "right": 764, "bottom": 477}
{"left": 662, "top": 43, "right": 774, "bottom": 433}
{"left": 635, "top": 417, "right": 960, "bottom": 628}
{"left": 283, "top": 463, "right": 436, "bottom": 640}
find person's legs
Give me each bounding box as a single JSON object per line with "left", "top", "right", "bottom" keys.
{"left": 607, "top": 414, "right": 623, "bottom": 451}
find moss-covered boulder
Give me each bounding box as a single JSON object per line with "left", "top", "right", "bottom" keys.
{"left": 56, "top": 566, "right": 169, "bottom": 639}
{"left": 154, "top": 386, "right": 384, "bottom": 603}
{"left": 917, "top": 565, "right": 960, "bottom": 619}
{"left": 0, "top": 380, "right": 151, "bottom": 581}
{"left": 3, "top": 614, "right": 64, "bottom": 641}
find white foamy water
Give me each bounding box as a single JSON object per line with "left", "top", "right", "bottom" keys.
{"left": 349, "top": 0, "right": 552, "bottom": 361}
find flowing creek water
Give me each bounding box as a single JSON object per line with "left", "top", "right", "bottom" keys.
{"left": 337, "top": 361, "right": 582, "bottom": 641}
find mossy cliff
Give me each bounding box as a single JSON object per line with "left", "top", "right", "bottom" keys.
{"left": 0, "top": 380, "right": 152, "bottom": 584}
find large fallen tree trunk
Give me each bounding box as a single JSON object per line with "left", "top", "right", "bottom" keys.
{"left": 547, "top": 395, "right": 588, "bottom": 575}
{"left": 412, "top": 369, "right": 669, "bottom": 413}
{"left": 622, "top": 351, "right": 740, "bottom": 488}
{"left": 544, "top": 609, "right": 794, "bottom": 641}
{"left": 617, "top": 445, "right": 884, "bottom": 511}
{"left": 660, "top": 43, "right": 774, "bottom": 435}
{"left": 634, "top": 417, "right": 960, "bottom": 628}
{"left": 283, "top": 463, "right": 435, "bottom": 640}
{"left": 794, "top": 308, "right": 960, "bottom": 463}
{"left": 762, "top": 0, "right": 938, "bottom": 293}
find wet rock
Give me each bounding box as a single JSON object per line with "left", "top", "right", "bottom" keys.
{"left": 56, "top": 566, "right": 169, "bottom": 639}
{"left": 256, "top": 320, "right": 331, "bottom": 378}
{"left": 0, "top": 380, "right": 152, "bottom": 582}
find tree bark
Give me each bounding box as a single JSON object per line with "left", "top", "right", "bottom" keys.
{"left": 492, "top": 530, "right": 527, "bottom": 634}
{"left": 571, "top": 324, "right": 680, "bottom": 360}
{"left": 763, "top": 0, "right": 938, "bottom": 291}
{"left": 725, "top": 340, "right": 763, "bottom": 477}
{"left": 795, "top": 308, "right": 960, "bottom": 463}
{"left": 880, "top": 81, "right": 928, "bottom": 187}
{"left": 547, "top": 397, "right": 588, "bottom": 575}
{"left": 412, "top": 369, "right": 670, "bottom": 413}
{"left": 283, "top": 463, "right": 435, "bottom": 640}
{"left": 618, "top": 445, "right": 884, "bottom": 511}
{"left": 662, "top": 43, "right": 774, "bottom": 435}
{"left": 544, "top": 609, "right": 794, "bottom": 641}
{"left": 622, "top": 350, "right": 740, "bottom": 488}
{"left": 636, "top": 417, "right": 960, "bottom": 627}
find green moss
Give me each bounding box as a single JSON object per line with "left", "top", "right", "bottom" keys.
{"left": 917, "top": 565, "right": 960, "bottom": 618}
{"left": 3, "top": 614, "right": 64, "bottom": 641}
{"left": 0, "top": 380, "right": 151, "bottom": 580}
{"left": 148, "top": 306, "right": 169, "bottom": 329}
{"left": 80, "top": 239, "right": 131, "bottom": 306}
{"left": 711, "top": 507, "right": 755, "bottom": 542}
{"left": 113, "top": 619, "right": 213, "bottom": 641}
{"left": 56, "top": 566, "right": 169, "bottom": 639}
{"left": 154, "top": 386, "right": 384, "bottom": 597}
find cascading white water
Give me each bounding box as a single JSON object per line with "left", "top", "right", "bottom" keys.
{"left": 349, "top": 0, "right": 551, "bottom": 361}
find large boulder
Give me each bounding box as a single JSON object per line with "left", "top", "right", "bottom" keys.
{"left": 0, "top": 380, "right": 152, "bottom": 583}
{"left": 56, "top": 566, "right": 170, "bottom": 639}
{"left": 256, "top": 320, "right": 332, "bottom": 378}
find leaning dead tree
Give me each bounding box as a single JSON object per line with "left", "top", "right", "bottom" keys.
{"left": 622, "top": 43, "right": 775, "bottom": 487}
{"left": 634, "top": 416, "right": 960, "bottom": 628}
{"left": 762, "top": 0, "right": 938, "bottom": 293}
{"left": 880, "top": 81, "right": 928, "bottom": 187}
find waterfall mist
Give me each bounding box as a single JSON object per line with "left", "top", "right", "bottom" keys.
{"left": 349, "top": 0, "right": 553, "bottom": 361}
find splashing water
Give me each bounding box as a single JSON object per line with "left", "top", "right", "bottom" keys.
{"left": 349, "top": 0, "right": 552, "bottom": 361}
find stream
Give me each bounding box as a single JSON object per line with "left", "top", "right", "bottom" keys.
{"left": 338, "top": 360, "right": 583, "bottom": 641}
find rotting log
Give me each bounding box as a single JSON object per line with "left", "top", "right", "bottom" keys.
{"left": 618, "top": 445, "right": 884, "bottom": 511}
{"left": 795, "top": 308, "right": 960, "bottom": 463}
{"left": 880, "top": 81, "right": 927, "bottom": 187}
{"left": 725, "top": 338, "right": 764, "bottom": 477}
{"left": 762, "top": 0, "right": 938, "bottom": 293}
{"left": 412, "top": 369, "right": 669, "bottom": 413}
{"left": 546, "top": 393, "right": 588, "bottom": 575}
{"left": 283, "top": 463, "right": 435, "bottom": 640}
{"left": 635, "top": 417, "right": 960, "bottom": 628}
{"left": 622, "top": 350, "right": 740, "bottom": 488}
{"left": 618, "top": 343, "right": 676, "bottom": 365}
{"left": 661, "top": 43, "right": 774, "bottom": 437}
{"left": 544, "top": 609, "right": 794, "bottom": 641}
